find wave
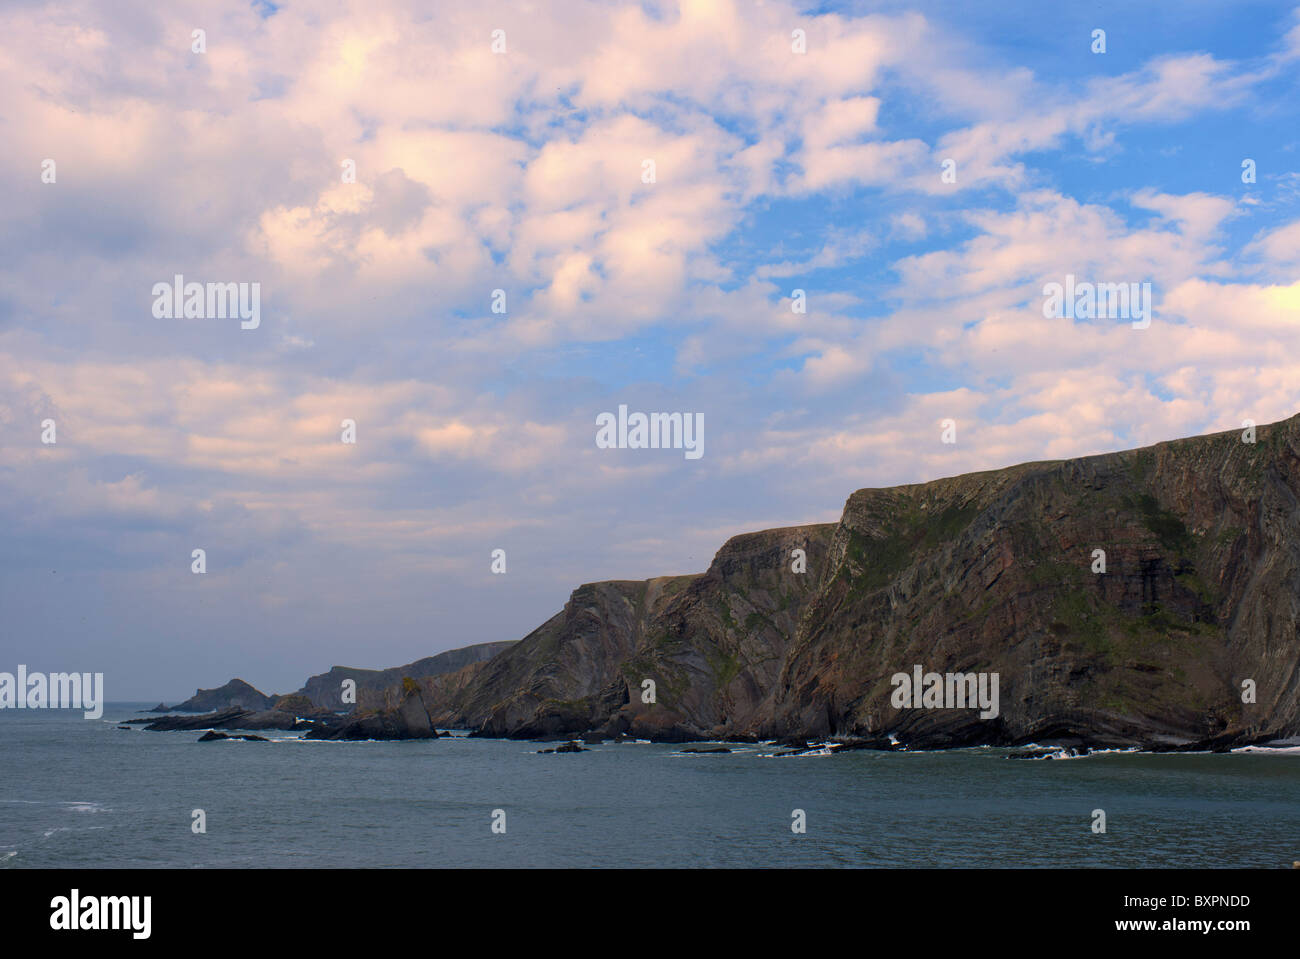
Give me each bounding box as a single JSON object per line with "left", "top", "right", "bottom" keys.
{"left": 60, "top": 801, "right": 110, "bottom": 813}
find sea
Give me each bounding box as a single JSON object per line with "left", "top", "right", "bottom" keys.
{"left": 3, "top": 703, "right": 1298, "bottom": 868}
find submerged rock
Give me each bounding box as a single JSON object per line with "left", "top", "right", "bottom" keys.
{"left": 198, "top": 731, "right": 268, "bottom": 742}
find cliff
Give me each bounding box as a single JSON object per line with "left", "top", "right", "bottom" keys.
{"left": 417, "top": 414, "right": 1300, "bottom": 749}
{"left": 420, "top": 524, "right": 834, "bottom": 740}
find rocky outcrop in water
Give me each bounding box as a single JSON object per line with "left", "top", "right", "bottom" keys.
{"left": 130, "top": 707, "right": 311, "bottom": 732}
{"left": 162, "top": 678, "right": 277, "bottom": 713}
{"left": 409, "top": 415, "right": 1300, "bottom": 750}
{"left": 304, "top": 684, "right": 439, "bottom": 741}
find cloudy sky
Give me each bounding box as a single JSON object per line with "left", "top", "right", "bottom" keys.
{"left": 2, "top": 0, "right": 1298, "bottom": 699}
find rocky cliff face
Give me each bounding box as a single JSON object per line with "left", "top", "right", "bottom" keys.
{"left": 419, "top": 415, "right": 1300, "bottom": 749}
{"left": 419, "top": 524, "right": 834, "bottom": 741}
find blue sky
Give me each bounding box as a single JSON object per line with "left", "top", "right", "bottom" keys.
{"left": 1, "top": 0, "right": 1298, "bottom": 698}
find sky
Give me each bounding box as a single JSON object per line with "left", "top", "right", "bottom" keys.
{"left": 2, "top": 0, "right": 1298, "bottom": 700}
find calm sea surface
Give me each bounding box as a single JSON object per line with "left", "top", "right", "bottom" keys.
{"left": 3, "top": 704, "right": 1298, "bottom": 868}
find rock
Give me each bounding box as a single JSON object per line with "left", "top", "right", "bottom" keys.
{"left": 827, "top": 736, "right": 900, "bottom": 752}
{"left": 270, "top": 693, "right": 336, "bottom": 720}
{"left": 140, "top": 707, "right": 304, "bottom": 732}
{"left": 234, "top": 709, "right": 316, "bottom": 731}
{"left": 538, "top": 740, "right": 588, "bottom": 753}
{"left": 167, "top": 679, "right": 276, "bottom": 713}
{"left": 304, "top": 686, "right": 439, "bottom": 741}
{"left": 116, "top": 725, "right": 132, "bottom": 730}
{"left": 147, "top": 703, "right": 169, "bottom": 713}
{"left": 198, "top": 731, "right": 267, "bottom": 742}
{"left": 144, "top": 708, "right": 251, "bottom": 731}
{"left": 681, "top": 746, "right": 731, "bottom": 753}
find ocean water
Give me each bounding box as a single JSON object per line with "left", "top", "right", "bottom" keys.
{"left": 3, "top": 704, "right": 1298, "bottom": 868}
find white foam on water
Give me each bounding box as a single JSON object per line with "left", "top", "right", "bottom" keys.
{"left": 60, "top": 801, "right": 109, "bottom": 813}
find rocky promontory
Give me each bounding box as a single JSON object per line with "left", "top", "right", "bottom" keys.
{"left": 156, "top": 678, "right": 278, "bottom": 713}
